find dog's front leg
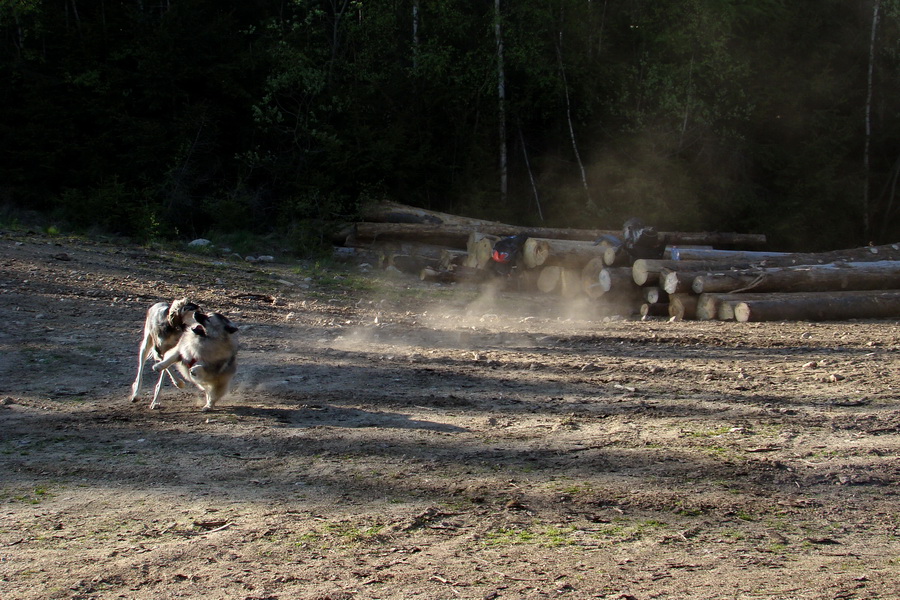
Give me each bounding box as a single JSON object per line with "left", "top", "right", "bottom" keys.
{"left": 201, "top": 392, "right": 215, "bottom": 412}
{"left": 150, "top": 368, "right": 167, "bottom": 409}
{"left": 152, "top": 349, "right": 182, "bottom": 372}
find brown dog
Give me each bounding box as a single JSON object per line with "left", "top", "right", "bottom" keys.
{"left": 152, "top": 311, "right": 238, "bottom": 411}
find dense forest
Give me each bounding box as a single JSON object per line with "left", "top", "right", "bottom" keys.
{"left": 2, "top": 0, "right": 899, "bottom": 250}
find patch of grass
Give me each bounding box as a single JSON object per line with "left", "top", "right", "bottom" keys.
{"left": 319, "top": 521, "right": 386, "bottom": 546}
{"left": 687, "top": 426, "right": 732, "bottom": 438}
{"left": 483, "top": 524, "right": 577, "bottom": 548}
{"left": 7, "top": 485, "right": 54, "bottom": 505}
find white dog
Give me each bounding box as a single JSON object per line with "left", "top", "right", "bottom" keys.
{"left": 129, "top": 298, "right": 200, "bottom": 406}
{"left": 152, "top": 311, "right": 238, "bottom": 411}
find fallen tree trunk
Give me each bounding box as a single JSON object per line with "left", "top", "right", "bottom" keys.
{"left": 669, "top": 293, "right": 698, "bottom": 320}
{"left": 537, "top": 266, "right": 582, "bottom": 297}
{"left": 644, "top": 287, "right": 666, "bottom": 305}
{"left": 361, "top": 201, "right": 499, "bottom": 227}
{"left": 692, "top": 260, "right": 900, "bottom": 294}
{"left": 522, "top": 237, "right": 613, "bottom": 269}
{"left": 695, "top": 292, "right": 776, "bottom": 321}
{"left": 733, "top": 290, "right": 900, "bottom": 322}
{"left": 353, "top": 220, "right": 768, "bottom": 249}
{"left": 634, "top": 244, "right": 900, "bottom": 288}
{"left": 661, "top": 268, "right": 708, "bottom": 294}
{"left": 354, "top": 221, "right": 620, "bottom": 246}
{"left": 641, "top": 302, "right": 670, "bottom": 318}
{"left": 580, "top": 258, "right": 606, "bottom": 299}
{"left": 467, "top": 232, "right": 499, "bottom": 269}
{"left": 631, "top": 259, "right": 755, "bottom": 286}
{"left": 666, "top": 248, "right": 790, "bottom": 261}
{"left": 600, "top": 267, "right": 636, "bottom": 295}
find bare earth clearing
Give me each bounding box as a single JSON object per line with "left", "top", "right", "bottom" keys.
{"left": 1, "top": 231, "right": 899, "bottom": 600}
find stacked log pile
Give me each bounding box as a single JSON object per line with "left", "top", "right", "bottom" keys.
{"left": 633, "top": 245, "right": 900, "bottom": 321}
{"left": 335, "top": 202, "right": 900, "bottom": 321}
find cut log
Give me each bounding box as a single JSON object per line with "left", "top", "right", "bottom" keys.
{"left": 644, "top": 287, "right": 667, "bottom": 304}
{"left": 668, "top": 293, "right": 699, "bottom": 320}
{"left": 633, "top": 258, "right": 772, "bottom": 286}
{"left": 733, "top": 290, "right": 900, "bottom": 322}
{"left": 600, "top": 267, "right": 636, "bottom": 294}
{"left": 695, "top": 292, "right": 775, "bottom": 321}
{"left": 634, "top": 243, "right": 900, "bottom": 289}
{"left": 361, "top": 201, "right": 499, "bottom": 227}
{"left": 559, "top": 268, "right": 583, "bottom": 298}
{"left": 522, "top": 237, "right": 612, "bottom": 269}
{"left": 692, "top": 260, "right": 900, "bottom": 294}
{"left": 353, "top": 220, "right": 769, "bottom": 249}
{"left": 467, "top": 232, "right": 498, "bottom": 269}
{"left": 354, "top": 221, "right": 621, "bottom": 247}
{"left": 536, "top": 266, "right": 581, "bottom": 297}
{"left": 660, "top": 268, "right": 709, "bottom": 295}
{"left": 440, "top": 249, "right": 467, "bottom": 270}
{"left": 537, "top": 266, "right": 563, "bottom": 294}
{"left": 603, "top": 245, "right": 630, "bottom": 266}
{"left": 641, "top": 302, "right": 670, "bottom": 318}
{"left": 658, "top": 231, "right": 767, "bottom": 247}
{"left": 580, "top": 258, "right": 606, "bottom": 299}
{"left": 665, "top": 248, "right": 790, "bottom": 261}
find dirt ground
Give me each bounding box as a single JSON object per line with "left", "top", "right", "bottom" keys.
{"left": 1, "top": 230, "right": 899, "bottom": 600}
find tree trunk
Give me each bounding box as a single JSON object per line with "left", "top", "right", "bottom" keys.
{"left": 495, "top": 0, "right": 508, "bottom": 203}
{"left": 536, "top": 266, "right": 581, "bottom": 297}
{"left": 661, "top": 268, "right": 706, "bottom": 294}
{"left": 522, "top": 237, "right": 612, "bottom": 269}
{"left": 641, "top": 303, "right": 670, "bottom": 318}
{"left": 734, "top": 290, "right": 900, "bottom": 323}
{"left": 668, "top": 294, "right": 698, "bottom": 320}
{"left": 692, "top": 260, "right": 900, "bottom": 295}
{"left": 580, "top": 257, "right": 606, "bottom": 299}
{"left": 636, "top": 243, "right": 900, "bottom": 287}
{"left": 360, "top": 201, "right": 499, "bottom": 227}
{"left": 864, "top": 0, "right": 882, "bottom": 240}
{"left": 352, "top": 221, "right": 622, "bottom": 247}
{"left": 599, "top": 267, "right": 635, "bottom": 294}
{"left": 467, "top": 232, "right": 499, "bottom": 269}
{"left": 665, "top": 248, "right": 790, "bottom": 261}
{"left": 695, "top": 292, "right": 776, "bottom": 321}
{"left": 644, "top": 287, "right": 666, "bottom": 305}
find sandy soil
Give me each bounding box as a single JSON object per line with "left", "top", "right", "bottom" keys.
{"left": 1, "top": 230, "right": 899, "bottom": 600}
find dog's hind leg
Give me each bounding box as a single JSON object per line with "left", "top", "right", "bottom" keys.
{"left": 164, "top": 368, "right": 186, "bottom": 389}
{"left": 129, "top": 336, "right": 153, "bottom": 402}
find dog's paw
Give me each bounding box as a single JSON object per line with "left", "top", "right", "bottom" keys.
{"left": 151, "top": 363, "right": 163, "bottom": 372}
{"left": 189, "top": 364, "right": 206, "bottom": 378}
{"left": 149, "top": 401, "right": 161, "bottom": 410}
{"left": 201, "top": 404, "right": 213, "bottom": 412}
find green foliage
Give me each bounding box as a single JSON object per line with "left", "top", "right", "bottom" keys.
{"left": 0, "top": 0, "right": 898, "bottom": 248}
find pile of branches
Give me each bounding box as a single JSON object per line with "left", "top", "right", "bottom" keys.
{"left": 333, "top": 202, "right": 900, "bottom": 322}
